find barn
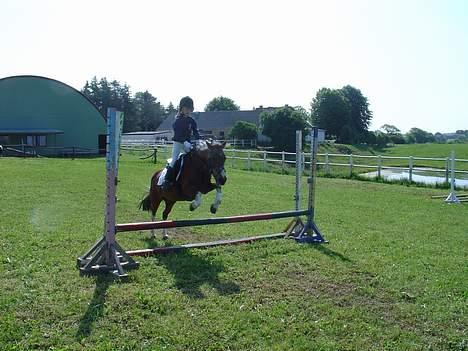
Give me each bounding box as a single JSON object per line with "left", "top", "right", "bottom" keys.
{"left": 0, "top": 75, "right": 106, "bottom": 156}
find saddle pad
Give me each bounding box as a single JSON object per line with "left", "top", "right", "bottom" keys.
{"left": 157, "top": 168, "right": 167, "bottom": 186}
{"left": 157, "top": 155, "right": 186, "bottom": 187}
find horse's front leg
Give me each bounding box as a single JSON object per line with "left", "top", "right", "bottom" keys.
{"left": 189, "top": 191, "right": 203, "bottom": 211}
{"left": 210, "top": 187, "right": 222, "bottom": 214}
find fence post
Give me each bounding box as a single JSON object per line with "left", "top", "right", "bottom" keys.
{"left": 349, "top": 154, "right": 353, "bottom": 176}
{"left": 445, "top": 151, "right": 460, "bottom": 203}
{"left": 241, "top": 140, "right": 245, "bottom": 148}
{"left": 408, "top": 156, "right": 413, "bottom": 182}
{"left": 377, "top": 155, "right": 382, "bottom": 178}
{"left": 231, "top": 149, "right": 236, "bottom": 168}
{"left": 263, "top": 150, "right": 267, "bottom": 171}
{"left": 445, "top": 157, "right": 450, "bottom": 183}
{"left": 325, "top": 152, "right": 330, "bottom": 174}
{"left": 153, "top": 148, "right": 157, "bottom": 164}
{"left": 301, "top": 152, "right": 306, "bottom": 174}
{"left": 247, "top": 150, "right": 251, "bottom": 170}
{"left": 281, "top": 151, "right": 285, "bottom": 174}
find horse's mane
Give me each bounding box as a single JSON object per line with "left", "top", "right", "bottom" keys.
{"left": 193, "top": 139, "right": 224, "bottom": 152}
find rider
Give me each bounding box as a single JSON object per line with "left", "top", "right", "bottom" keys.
{"left": 162, "top": 96, "right": 200, "bottom": 189}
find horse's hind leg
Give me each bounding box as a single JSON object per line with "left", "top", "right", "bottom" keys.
{"left": 150, "top": 190, "right": 163, "bottom": 239}
{"left": 162, "top": 200, "right": 176, "bottom": 240}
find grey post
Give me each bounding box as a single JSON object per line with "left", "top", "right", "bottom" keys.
{"left": 295, "top": 130, "right": 302, "bottom": 211}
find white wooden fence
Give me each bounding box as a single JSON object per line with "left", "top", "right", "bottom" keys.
{"left": 121, "top": 143, "right": 468, "bottom": 183}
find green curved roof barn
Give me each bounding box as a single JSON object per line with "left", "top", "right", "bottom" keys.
{"left": 0, "top": 75, "right": 106, "bottom": 155}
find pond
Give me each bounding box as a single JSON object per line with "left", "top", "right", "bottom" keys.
{"left": 361, "top": 169, "right": 468, "bottom": 188}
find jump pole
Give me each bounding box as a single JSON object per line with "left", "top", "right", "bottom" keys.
{"left": 118, "top": 126, "right": 327, "bottom": 257}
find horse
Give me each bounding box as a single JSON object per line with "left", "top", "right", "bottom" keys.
{"left": 139, "top": 140, "right": 227, "bottom": 239}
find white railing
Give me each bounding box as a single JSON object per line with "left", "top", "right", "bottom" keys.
{"left": 121, "top": 143, "right": 468, "bottom": 183}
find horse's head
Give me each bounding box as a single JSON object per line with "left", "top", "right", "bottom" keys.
{"left": 199, "top": 140, "right": 227, "bottom": 186}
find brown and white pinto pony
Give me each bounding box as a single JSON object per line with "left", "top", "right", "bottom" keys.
{"left": 139, "top": 140, "right": 227, "bottom": 239}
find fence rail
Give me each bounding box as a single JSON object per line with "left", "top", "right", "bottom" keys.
{"left": 121, "top": 143, "right": 468, "bottom": 185}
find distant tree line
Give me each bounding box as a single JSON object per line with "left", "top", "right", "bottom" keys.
{"left": 229, "top": 85, "right": 466, "bottom": 149}
{"left": 81, "top": 77, "right": 176, "bottom": 132}
{"left": 82, "top": 78, "right": 464, "bottom": 147}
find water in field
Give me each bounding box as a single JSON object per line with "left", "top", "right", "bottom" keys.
{"left": 361, "top": 169, "right": 468, "bottom": 187}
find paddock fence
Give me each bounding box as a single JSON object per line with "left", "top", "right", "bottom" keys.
{"left": 120, "top": 143, "right": 468, "bottom": 186}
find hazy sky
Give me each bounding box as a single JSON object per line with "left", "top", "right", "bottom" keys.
{"left": 1, "top": 0, "right": 467, "bottom": 133}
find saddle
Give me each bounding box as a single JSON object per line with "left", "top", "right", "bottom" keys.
{"left": 170, "top": 140, "right": 206, "bottom": 180}
{"left": 157, "top": 151, "right": 192, "bottom": 187}
{"left": 157, "top": 141, "right": 206, "bottom": 187}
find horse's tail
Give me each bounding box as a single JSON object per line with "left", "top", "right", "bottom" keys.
{"left": 139, "top": 171, "right": 162, "bottom": 212}
{"left": 139, "top": 192, "right": 151, "bottom": 212}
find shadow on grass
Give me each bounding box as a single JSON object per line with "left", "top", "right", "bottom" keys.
{"left": 155, "top": 249, "right": 240, "bottom": 299}
{"left": 76, "top": 275, "right": 114, "bottom": 340}
{"left": 309, "top": 244, "right": 352, "bottom": 262}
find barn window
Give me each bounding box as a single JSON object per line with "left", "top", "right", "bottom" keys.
{"left": 25, "top": 135, "right": 47, "bottom": 146}
{"left": 38, "top": 135, "right": 46, "bottom": 146}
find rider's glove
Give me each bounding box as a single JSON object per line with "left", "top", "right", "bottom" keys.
{"left": 183, "top": 141, "right": 192, "bottom": 152}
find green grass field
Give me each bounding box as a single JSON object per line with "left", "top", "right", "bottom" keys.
{"left": 315, "top": 142, "right": 468, "bottom": 160}
{"left": 1, "top": 155, "right": 467, "bottom": 350}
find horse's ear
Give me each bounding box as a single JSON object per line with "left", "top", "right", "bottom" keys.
{"left": 206, "top": 140, "right": 213, "bottom": 148}
{"left": 221, "top": 141, "right": 227, "bottom": 148}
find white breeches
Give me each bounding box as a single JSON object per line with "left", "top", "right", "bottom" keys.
{"left": 170, "top": 141, "right": 185, "bottom": 167}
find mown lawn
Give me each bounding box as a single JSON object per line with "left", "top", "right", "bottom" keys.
{"left": 0, "top": 155, "right": 466, "bottom": 350}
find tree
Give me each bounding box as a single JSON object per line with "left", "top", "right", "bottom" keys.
{"left": 81, "top": 77, "right": 169, "bottom": 132}
{"left": 205, "top": 96, "right": 240, "bottom": 111}
{"left": 81, "top": 77, "right": 136, "bottom": 131}
{"left": 133, "top": 91, "right": 166, "bottom": 131}
{"left": 311, "top": 86, "right": 373, "bottom": 144}
{"left": 166, "top": 102, "right": 177, "bottom": 115}
{"left": 380, "top": 124, "right": 401, "bottom": 135}
{"left": 311, "top": 88, "right": 352, "bottom": 143}
{"left": 374, "top": 131, "right": 390, "bottom": 147}
{"left": 379, "top": 124, "right": 405, "bottom": 144}
{"left": 260, "top": 106, "right": 307, "bottom": 151}
{"left": 406, "top": 128, "right": 435, "bottom": 143}
{"left": 340, "top": 85, "right": 373, "bottom": 135}
{"left": 229, "top": 121, "right": 258, "bottom": 140}
{"left": 434, "top": 132, "right": 445, "bottom": 143}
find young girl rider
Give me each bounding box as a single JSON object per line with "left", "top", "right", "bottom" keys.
{"left": 162, "top": 96, "right": 200, "bottom": 189}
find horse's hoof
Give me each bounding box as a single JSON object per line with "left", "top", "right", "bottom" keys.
{"left": 190, "top": 203, "right": 196, "bottom": 211}
{"left": 210, "top": 205, "right": 217, "bottom": 214}
{"left": 162, "top": 234, "right": 169, "bottom": 240}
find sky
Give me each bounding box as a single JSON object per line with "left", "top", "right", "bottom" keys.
{"left": 1, "top": 0, "right": 467, "bottom": 133}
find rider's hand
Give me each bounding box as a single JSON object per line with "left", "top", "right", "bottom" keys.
{"left": 183, "top": 141, "right": 192, "bottom": 152}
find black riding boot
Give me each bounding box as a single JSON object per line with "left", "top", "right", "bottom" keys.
{"left": 162, "top": 166, "right": 175, "bottom": 190}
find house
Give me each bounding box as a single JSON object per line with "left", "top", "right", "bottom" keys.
{"left": 157, "top": 106, "right": 277, "bottom": 141}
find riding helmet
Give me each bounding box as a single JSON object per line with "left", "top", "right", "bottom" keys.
{"left": 179, "top": 96, "right": 194, "bottom": 111}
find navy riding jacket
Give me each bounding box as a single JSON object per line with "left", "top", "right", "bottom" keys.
{"left": 172, "top": 114, "right": 200, "bottom": 142}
